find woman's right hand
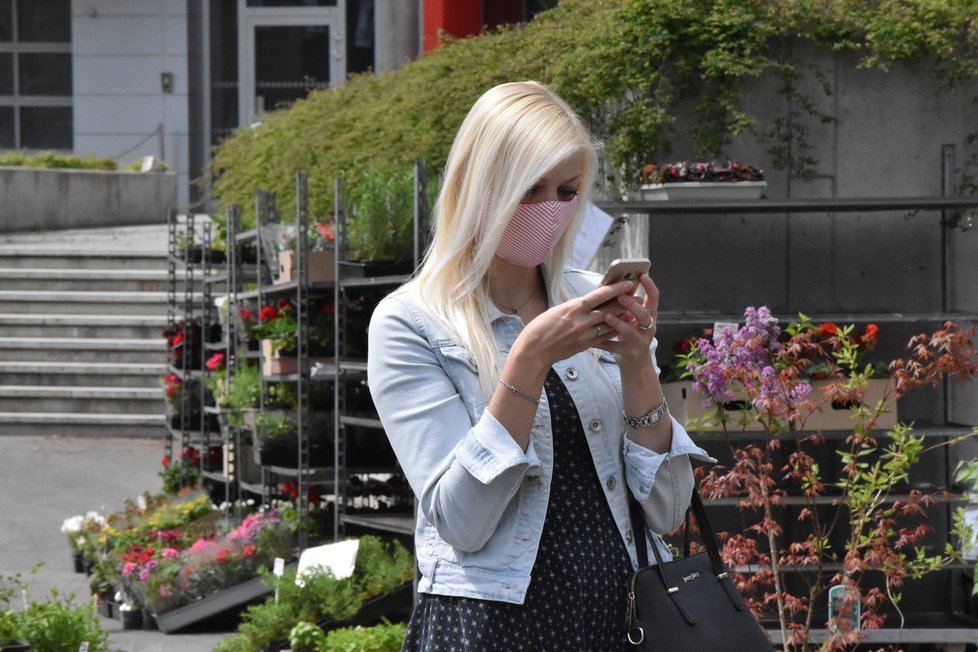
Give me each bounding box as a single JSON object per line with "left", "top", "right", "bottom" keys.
{"left": 511, "top": 280, "right": 636, "bottom": 368}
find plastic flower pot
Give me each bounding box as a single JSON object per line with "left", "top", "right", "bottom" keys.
{"left": 0, "top": 641, "right": 31, "bottom": 652}
{"left": 72, "top": 552, "right": 85, "bottom": 573}
{"left": 142, "top": 611, "right": 158, "bottom": 630}
{"left": 119, "top": 605, "right": 143, "bottom": 630}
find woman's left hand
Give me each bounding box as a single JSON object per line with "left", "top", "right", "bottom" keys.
{"left": 597, "top": 273, "right": 658, "bottom": 369}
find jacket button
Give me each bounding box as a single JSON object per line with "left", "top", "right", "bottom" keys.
{"left": 605, "top": 476, "right": 616, "bottom": 490}
{"left": 589, "top": 419, "right": 602, "bottom": 432}
{"left": 626, "top": 529, "right": 634, "bottom": 543}
{"left": 565, "top": 367, "right": 579, "bottom": 380}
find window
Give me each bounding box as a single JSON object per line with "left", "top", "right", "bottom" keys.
{"left": 0, "top": 0, "right": 73, "bottom": 150}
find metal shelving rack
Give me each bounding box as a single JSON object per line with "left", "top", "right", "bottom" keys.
{"left": 595, "top": 191, "right": 978, "bottom": 644}
{"left": 331, "top": 160, "right": 428, "bottom": 541}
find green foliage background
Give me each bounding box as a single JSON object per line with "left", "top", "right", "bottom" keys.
{"left": 208, "top": 0, "right": 978, "bottom": 220}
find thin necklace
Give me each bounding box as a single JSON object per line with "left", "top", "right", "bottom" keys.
{"left": 492, "top": 285, "right": 538, "bottom": 315}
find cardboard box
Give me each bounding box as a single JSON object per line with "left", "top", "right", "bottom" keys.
{"left": 261, "top": 339, "right": 333, "bottom": 376}
{"left": 277, "top": 249, "right": 335, "bottom": 284}
{"left": 663, "top": 381, "right": 767, "bottom": 432}
{"left": 801, "top": 378, "right": 897, "bottom": 432}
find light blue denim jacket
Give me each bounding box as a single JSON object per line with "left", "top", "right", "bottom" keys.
{"left": 366, "top": 268, "right": 714, "bottom": 604}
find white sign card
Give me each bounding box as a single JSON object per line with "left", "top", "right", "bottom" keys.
{"left": 571, "top": 202, "right": 615, "bottom": 270}
{"left": 295, "top": 539, "right": 360, "bottom": 587}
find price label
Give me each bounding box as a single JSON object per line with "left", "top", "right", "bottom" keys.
{"left": 273, "top": 557, "right": 285, "bottom": 577}
{"left": 137, "top": 495, "right": 147, "bottom": 511}
{"left": 712, "top": 322, "right": 739, "bottom": 341}
{"left": 79, "top": 642, "right": 89, "bottom": 652}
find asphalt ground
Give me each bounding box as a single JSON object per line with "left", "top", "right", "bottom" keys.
{"left": 0, "top": 435, "right": 233, "bottom": 651}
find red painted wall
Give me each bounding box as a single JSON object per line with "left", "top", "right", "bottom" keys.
{"left": 423, "top": 0, "right": 483, "bottom": 53}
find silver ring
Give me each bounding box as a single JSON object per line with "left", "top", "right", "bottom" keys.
{"left": 595, "top": 324, "right": 603, "bottom": 337}
{"left": 640, "top": 317, "right": 655, "bottom": 331}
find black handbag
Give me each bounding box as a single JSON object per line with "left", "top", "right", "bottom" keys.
{"left": 626, "top": 489, "right": 774, "bottom": 651}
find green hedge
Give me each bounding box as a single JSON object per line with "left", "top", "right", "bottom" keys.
{"left": 208, "top": 0, "right": 978, "bottom": 221}
{"left": 0, "top": 151, "right": 117, "bottom": 171}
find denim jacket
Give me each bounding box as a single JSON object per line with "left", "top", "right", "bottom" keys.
{"left": 366, "top": 268, "right": 714, "bottom": 604}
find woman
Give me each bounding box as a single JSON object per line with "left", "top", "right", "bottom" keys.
{"left": 367, "top": 81, "right": 712, "bottom": 650}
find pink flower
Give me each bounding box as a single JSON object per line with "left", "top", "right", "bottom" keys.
{"left": 139, "top": 570, "right": 150, "bottom": 581}
{"left": 162, "top": 547, "right": 179, "bottom": 559}
{"left": 145, "top": 559, "right": 158, "bottom": 570}
{"left": 206, "top": 352, "right": 225, "bottom": 371}
{"left": 122, "top": 561, "right": 138, "bottom": 576}
{"left": 159, "top": 585, "right": 172, "bottom": 597}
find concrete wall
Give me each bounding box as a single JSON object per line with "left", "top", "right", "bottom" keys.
{"left": 0, "top": 167, "right": 177, "bottom": 232}
{"left": 599, "top": 43, "right": 978, "bottom": 428}
{"left": 70, "top": 0, "right": 192, "bottom": 208}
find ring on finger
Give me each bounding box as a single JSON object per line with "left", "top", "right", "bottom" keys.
{"left": 640, "top": 317, "right": 655, "bottom": 331}
{"left": 595, "top": 324, "right": 603, "bottom": 337}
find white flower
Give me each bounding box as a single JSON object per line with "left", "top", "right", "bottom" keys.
{"left": 61, "top": 514, "right": 84, "bottom": 534}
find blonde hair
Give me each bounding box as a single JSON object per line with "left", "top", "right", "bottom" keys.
{"left": 408, "top": 81, "right": 599, "bottom": 398}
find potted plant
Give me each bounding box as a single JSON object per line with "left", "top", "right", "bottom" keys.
{"left": 264, "top": 220, "right": 336, "bottom": 285}
{"left": 225, "top": 363, "right": 261, "bottom": 429}
{"left": 253, "top": 300, "right": 334, "bottom": 375}
{"left": 343, "top": 167, "right": 415, "bottom": 277}
{"left": 159, "top": 447, "right": 202, "bottom": 494}
{"left": 289, "top": 621, "right": 326, "bottom": 652}
{"left": 251, "top": 411, "right": 332, "bottom": 467}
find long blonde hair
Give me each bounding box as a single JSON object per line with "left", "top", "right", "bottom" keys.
{"left": 408, "top": 81, "right": 599, "bottom": 398}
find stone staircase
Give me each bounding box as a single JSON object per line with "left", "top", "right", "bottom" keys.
{"left": 0, "top": 226, "right": 174, "bottom": 437}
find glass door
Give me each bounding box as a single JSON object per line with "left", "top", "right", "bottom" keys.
{"left": 239, "top": 7, "right": 345, "bottom": 126}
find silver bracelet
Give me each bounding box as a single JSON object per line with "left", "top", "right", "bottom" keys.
{"left": 624, "top": 397, "right": 668, "bottom": 428}
{"left": 499, "top": 378, "right": 540, "bottom": 405}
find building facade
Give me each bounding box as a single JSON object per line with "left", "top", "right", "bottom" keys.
{"left": 0, "top": 0, "right": 552, "bottom": 211}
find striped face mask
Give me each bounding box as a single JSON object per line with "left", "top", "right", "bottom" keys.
{"left": 496, "top": 195, "right": 579, "bottom": 267}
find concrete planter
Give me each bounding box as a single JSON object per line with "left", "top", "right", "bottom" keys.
{"left": 0, "top": 166, "right": 177, "bottom": 232}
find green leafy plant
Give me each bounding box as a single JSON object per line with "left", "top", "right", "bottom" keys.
{"left": 345, "top": 167, "right": 414, "bottom": 263}
{"left": 253, "top": 411, "right": 298, "bottom": 446}
{"left": 290, "top": 620, "right": 327, "bottom": 651}
{"left": 324, "top": 621, "right": 407, "bottom": 652}
{"left": 226, "top": 363, "right": 260, "bottom": 428}
{"left": 16, "top": 590, "right": 111, "bottom": 652}
{"left": 0, "top": 150, "right": 117, "bottom": 170}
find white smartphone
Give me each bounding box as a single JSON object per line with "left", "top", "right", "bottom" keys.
{"left": 600, "top": 257, "right": 651, "bottom": 287}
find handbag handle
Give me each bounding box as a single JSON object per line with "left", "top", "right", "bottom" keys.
{"left": 629, "top": 488, "right": 743, "bottom": 608}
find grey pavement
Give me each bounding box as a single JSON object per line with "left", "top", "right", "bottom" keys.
{"left": 0, "top": 435, "right": 233, "bottom": 651}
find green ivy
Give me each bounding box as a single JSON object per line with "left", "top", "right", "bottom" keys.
{"left": 209, "top": 0, "right": 978, "bottom": 220}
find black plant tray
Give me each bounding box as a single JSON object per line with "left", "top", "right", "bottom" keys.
{"left": 339, "top": 260, "right": 413, "bottom": 279}
{"left": 263, "top": 581, "right": 413, "bottom": 651}
{"left": 154, "top": 575, "right": 270, "bottom": 634}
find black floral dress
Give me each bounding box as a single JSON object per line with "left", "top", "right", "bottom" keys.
{"left": 401, "top": 369, "right": 634, "bottom": 651}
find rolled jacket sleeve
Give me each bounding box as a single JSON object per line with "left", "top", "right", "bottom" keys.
{"left": 623, "top": 415, "right": 716, "bottom": 534}
{"left": 367, "top": 294, "right": 538, "bottom": 553}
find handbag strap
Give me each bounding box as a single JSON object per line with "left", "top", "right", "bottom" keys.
{"left": 628, "top": 488, "right": 727, "bottom": 579}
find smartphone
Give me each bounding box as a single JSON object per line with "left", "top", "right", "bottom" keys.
{"left": 600, "top": 257, "right": 651, "bottom": 287}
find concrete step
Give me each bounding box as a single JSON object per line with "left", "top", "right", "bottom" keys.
{"left": 0, "top": 361, "right": 166, "bottom": 387}
{"left": 0, "top": 313, "right": 167, "bottom": 338}
{"left": 0, "top": 268, "right": 195, "bottom": 293}
{"left": 0, "top": 385, "right": 164, "bottom": 413}
{"left": 0, "top": 411, "right": 164, "bottom": 437}
{"left": 0, "top": 337, "right": 165, "bottom": 363}
{"left": 0, "top": 248, "right": 168, "bottom": 270}
{"left": 0, "top": 290, "right": 196, "bottom": 315}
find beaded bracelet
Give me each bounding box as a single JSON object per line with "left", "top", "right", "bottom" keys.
{"left": 499, "top": 378, "right": 540, "bottom": 405}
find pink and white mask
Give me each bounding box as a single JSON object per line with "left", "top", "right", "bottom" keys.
{"left": 496, "top": 195, "right": 579, "bottom": 267}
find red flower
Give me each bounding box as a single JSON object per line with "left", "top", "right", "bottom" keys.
{"left": 322, "top": 302, "right": 336, "bottom": 315}
{"left": 856, "top": 323, "right": 879, "bottom": 347}
{"left": 315, "top": 222, "right": 335, "bottom": 241}
{"left": 181, "top": 446, "right": 200, "bottom": 466}
{"left": 817, "top": 322, "right": 838, "bottom": 336}
{"left": 205, "top": 352, "right": 225, "bottom": 371}
{"left": 308, "top": 486, "right": 322, "bottom": 503}
{"left": 237, "top": 307, "right": 253, "bottom": 321}
{"left": 277, "top": 298, "right": 290, "bottom": 310}
{"left": 215, "top": 549, "right": 230, "bottom": 565}
{"left": 259, "top": 306, "right": 279, "bottom": 323}
{"left": 161, "top": 455, "right": 171, "bottom": 467}
{"left": 282, "top": 480, "right": 299, "bottom": 498}
{"left": 243, "top": 545, "right": 256, "bottom": 559}
{"left": 171, "top": 332, "right": 183, "bottom": 347}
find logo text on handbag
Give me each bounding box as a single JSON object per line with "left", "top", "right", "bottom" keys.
{"left": 682, "top": 571, "right": 701, "bottom": 584}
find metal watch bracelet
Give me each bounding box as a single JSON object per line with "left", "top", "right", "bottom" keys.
{"left": 623, "top": 397, "right": 668, "bottom": 428}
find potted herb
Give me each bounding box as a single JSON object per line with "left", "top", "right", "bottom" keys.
{"left": 251, "top": 411, "right": 332, "bottom": 467}
{"left": 344, "top": 167, "right": 415, "bottom": 276}
{"left": 289, "top": 621, "right": 326, "bottom": 652}
{"left": 225, "top": 363, "right": 260, "bottom": 429}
